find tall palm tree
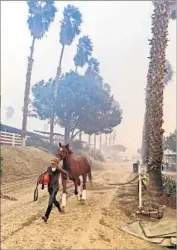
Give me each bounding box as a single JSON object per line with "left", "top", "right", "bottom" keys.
{"left": 50, "top": 4, "right": 82, "bottom": 144}
{"left": 142, "top": 0, "right": 176, "bottom": 195}
{"left": 74, "top": 35, "right": 93, "bottom": 141}
{"left": 22, "top": 1, "right": 57, "bottom": 143}
{"left": 74, "top": 35, "right": 93, "bottom": 72}
{"left": 142, "top": 59, "right": 174, "bottom": 166}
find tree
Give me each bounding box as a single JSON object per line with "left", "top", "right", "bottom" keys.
{"left": 142, "top": 1, "right": 176, "bottom": 195}
{"left": 73, "top": 35, "right": 93, "bottom": 141}
{"left": 31, "top": 71, "right": 123, "bottom": 144}
{"left": 22, "top": 0, "right": 57, "bottom": 143}
{"left": 85, "top": 57, "right": 100, "bottom": 76}
{"left": 30, "top": 78, "right": 54, "bottom": 120}
{"left": 74, "top": 36, "right": 93, "bottom": 72}
{"left": 164, "top": 130, "right": 176, "bottom": 152}
{"left": 50, "top": 4, "right": 82, "bottom": 143}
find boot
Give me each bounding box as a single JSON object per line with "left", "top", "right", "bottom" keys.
{"left": 58, "top": 207, "right": 62, "bottom": 213}
{"left": 42, "top": 215, "right": 48, "bottom": 223}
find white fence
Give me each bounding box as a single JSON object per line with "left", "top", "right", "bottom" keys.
{"left": 0, "top": 131, "right": 26, "bottom": 146}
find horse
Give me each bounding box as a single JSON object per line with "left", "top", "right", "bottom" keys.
{"left": 56, "top": 142, "right": 92, "bottom": 211}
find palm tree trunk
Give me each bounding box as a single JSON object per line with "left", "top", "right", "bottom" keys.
{"left": 145, "top": 1, "right": 170, "bottom": 195}
{"left": 88, "top": 134, "right": 91, "bottom": 147}
{"left": 79, "top": 131, "right": 82, "bottom": 141}
{"left": 109, "top": 133, "right": 111, "bottom": 147}
{"left": 105, "top": 134, "right": 107, "bottom": 147}
{"left": 49, "top": 44, "right": 65, "bottom": 144}
{"left": 99, "top": 134, "right": 102, "bottom": 150}
{"left": 94, "top": 134, "right": 96, "bottom": 149}
{"left": 22, "top": 37, "right": 35, "bottom": 143}
{"left": 64, "top": 125, "right": 70, "bottom": 144}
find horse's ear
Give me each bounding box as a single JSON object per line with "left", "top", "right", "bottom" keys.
{"left": 66, "top": 143, "right": 69, "bottom": 148}
{"left": 59, "top": 142, "right": 62, "bottom": 147}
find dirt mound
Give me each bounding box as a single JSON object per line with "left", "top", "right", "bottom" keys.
{"left": 1, "top": 146, "right": 54, "bottom": 182}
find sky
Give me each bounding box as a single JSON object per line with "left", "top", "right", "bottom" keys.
{"left": 1, "top": 1, "right": 176, "bottom": 156}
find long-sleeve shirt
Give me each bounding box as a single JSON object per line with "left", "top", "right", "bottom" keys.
{"left": 47, "top": 166, "right": 60, "bottom": 191}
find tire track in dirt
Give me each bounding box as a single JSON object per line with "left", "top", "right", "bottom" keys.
{"left": 1, "top": 164, "right": 162, "bottom": 249}
{"left": 1, "top": 167, "right": 128, "bottom": 249}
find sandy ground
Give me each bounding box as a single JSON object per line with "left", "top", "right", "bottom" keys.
{"left": 1, "top": 162, "right": 163, "bottom": 250}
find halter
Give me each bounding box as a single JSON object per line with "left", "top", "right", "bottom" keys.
{"left": 57, "top": 153, "right": 64, "bottom": 161}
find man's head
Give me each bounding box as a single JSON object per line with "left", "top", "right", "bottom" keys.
{"left": 50, "top": 157, "right": 59, "bottom": 171}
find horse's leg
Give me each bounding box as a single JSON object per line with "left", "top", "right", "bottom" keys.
{"left": 61, "top": 177, "right": 67, "bottom": 212}
{"left": 74, "top": 178, "right": 78, "bottom": 200}
{"left": 77, "top": 178, "right": 81, "bottom": 201}
{"left": 81, "top": 173, "right": 87, "bottom": 202}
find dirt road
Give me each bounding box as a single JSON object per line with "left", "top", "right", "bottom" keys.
{"left": 1, "top": 163, "right": 162, "bottom": 249}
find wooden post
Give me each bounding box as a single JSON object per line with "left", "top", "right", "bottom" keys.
{"left": 12, "top": 133, "right": 15, "bottom": 146}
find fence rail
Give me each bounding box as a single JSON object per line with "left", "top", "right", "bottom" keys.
{"left": 0, "top": 131, "right": 26, "bottom": 146}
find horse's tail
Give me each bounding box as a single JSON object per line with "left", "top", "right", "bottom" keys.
{"left": 88, "top": 167, "right": 92, "bottom": 183}
{"left": 85, "top": 158, "right": 92, "bottom": 183}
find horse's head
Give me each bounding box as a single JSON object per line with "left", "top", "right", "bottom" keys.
{"left": 57, "top": 142, "right": 73, "bottom": 161}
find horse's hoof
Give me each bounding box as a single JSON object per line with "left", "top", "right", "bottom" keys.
{"left": 61, "top": 207, "right": 65, "bottom": 213}
{"left": 81, "top": 199, "right": 85, "bottom": 204}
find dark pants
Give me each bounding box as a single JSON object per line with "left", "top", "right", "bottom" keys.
{"left": 45, "top": 188, "right": 61, "bottom": 219}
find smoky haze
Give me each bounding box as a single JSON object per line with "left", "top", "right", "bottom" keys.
{"left": 1, "top": 1, "right": 176, "bottom": 156}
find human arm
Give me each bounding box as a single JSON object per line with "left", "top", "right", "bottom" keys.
{"left": 57, "top": 167, "right": 69, "bottom": 180}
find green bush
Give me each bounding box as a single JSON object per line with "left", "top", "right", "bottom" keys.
{"left": 162, "top": 175, "right": 176, "bottom": 197}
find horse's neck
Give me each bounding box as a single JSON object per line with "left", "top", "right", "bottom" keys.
{"left": 63, "top": 155, "right": 71, "bottom": 170}
{"left": 63, "top": 157, "right": 69, "bottom": 170}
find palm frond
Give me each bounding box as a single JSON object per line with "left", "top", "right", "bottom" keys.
{"left": 74, "top": 36, "right": 93, "bottom": 68}
{"left": 60, "top": 4, "right": 82, "bottom": 46}
{"left": 27, "top": 0, "right": 57, "bottom": 39}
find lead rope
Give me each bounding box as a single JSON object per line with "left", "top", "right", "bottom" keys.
{"left": 33, "top": 171, "right": 47, "bottom": 202}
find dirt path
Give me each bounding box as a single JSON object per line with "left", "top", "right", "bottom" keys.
{"left": 1, "top": 163, "right": 162, "bottom": 249}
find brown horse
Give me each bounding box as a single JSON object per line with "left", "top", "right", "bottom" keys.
{"left": 57, "top": 142, "right": 92, "bottom": 211}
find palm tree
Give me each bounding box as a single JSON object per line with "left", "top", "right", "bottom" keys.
{"left": 50, "top": 4, "right": 82, "bottom": 144}
{"left": 74, "top": 35, "right": 93, "bottom": 72}
{"left": 142, "top": 0, "right": 176, "bottom": 195}
{"left": 142, "top": 59, "right": 174, "bottom": 166}
{"left": 74, "top": 35, "right": 93, "bottom": 141}
{"left": 22, "top": 1, "right": 57, "bottom": 144}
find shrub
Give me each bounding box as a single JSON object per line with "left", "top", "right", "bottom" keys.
{"left": 162, "top": 175, "right": 176, "bottom": 197}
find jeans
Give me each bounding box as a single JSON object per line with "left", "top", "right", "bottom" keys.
{"left": 45, "top": 188, "right": 61, "bottom": 218}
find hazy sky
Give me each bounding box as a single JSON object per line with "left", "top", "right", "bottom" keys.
{"left": 1, "top": 1, "right": 176, "bottom": 155}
